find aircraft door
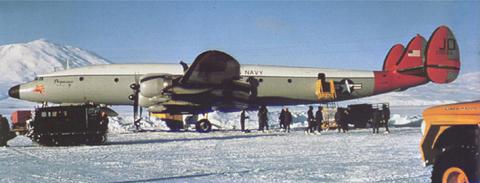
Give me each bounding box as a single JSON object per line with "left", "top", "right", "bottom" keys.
{"left": 315, "top": 73, "right": 336, "bottom": 100}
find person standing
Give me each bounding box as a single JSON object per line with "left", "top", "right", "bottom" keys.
{"left": 315, "top": 106, "right": 324, "bottom": 133}
{"left": 0, "top": 115, "right": 10, "bottom": 147}
{"left": 383, "top": 104, "right": 390, "bottom": 133}
{"left": 306, "top": 106, "right": 314, "bottom": 133}
{"left": 341, "top": 109, "right": 349, "bottom": 132}
{"left": 240, "top": 109, "right": 249, "bottom": 132}
{"left": 258, "top": 107, "right": 263, "bottom": 131}
{"left": 263, "top": 106, "right": 269, "bottom": 131}
{"left": 284, "top": 108, "right": 292, "bottom": 133}
{"left": 258, "top": 105, "right": 269, "bottom": 132}
{"left": 335, "top": 108, "right": 343, "bottom": 133}
{"left": 100, "top": 111, "right": 109, "bottom": 132}
{"left": 372, "top": 109, "right": 381, "bottom": 134}
{"left": 279, "top": 108, "right": 286, "bottom": 129}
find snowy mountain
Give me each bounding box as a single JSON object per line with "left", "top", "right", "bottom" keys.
{"left": 0, "top": 39, "right": 110, "bottom": 98}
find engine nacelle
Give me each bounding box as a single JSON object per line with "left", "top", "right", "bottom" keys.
{"left": 139, "top": 74, "right": 173, "bottom": 98}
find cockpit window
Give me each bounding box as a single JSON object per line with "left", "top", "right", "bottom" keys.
{"left": 34, "top": 77, "right": 44, "bottom": 81}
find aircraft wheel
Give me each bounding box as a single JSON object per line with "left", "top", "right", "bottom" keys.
{"left": 195, "top": 119, "right": 212, "bottom": 133}
{"left": 36, "top": 135, "right": 55, "bottom": 146}
{"left": 86, "top": 134, "right": 107, "bottom": 145}
{"left": 431, "top": 148, "right": 479, "bottom": 183}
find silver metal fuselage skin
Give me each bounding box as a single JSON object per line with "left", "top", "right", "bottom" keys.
{"left": 15, "top": 64, "right": 376, "bottom": 106}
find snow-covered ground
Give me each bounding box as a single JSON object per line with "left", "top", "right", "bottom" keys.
{"left": 1, "top": 128, "right": 430, "bottom": 183}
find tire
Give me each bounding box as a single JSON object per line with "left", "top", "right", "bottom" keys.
{"left": 36, "top": 135, "right": 55, "bottom": 146}
{"left": 195, "top": 119, "right": 212, "bottom": 133}
{"left": 165, "top": 120, "right": 184, "bottom": 131}
{"left": 432, "top": 148, "right": 479, "bottom": 183}
{"left": 86, "top": 134, "right": 107, "bottom": 145}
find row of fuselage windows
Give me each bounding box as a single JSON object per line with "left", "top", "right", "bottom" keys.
{"left": 35, "top": 76, "right": 296, "bottom": 84}
{"left": 74, "top": 77, "right": 295, "bottom": 84}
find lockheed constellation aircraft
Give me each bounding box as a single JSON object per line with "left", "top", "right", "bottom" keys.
{"left": 8, "top": 26, "right": 460, "bottom": 132}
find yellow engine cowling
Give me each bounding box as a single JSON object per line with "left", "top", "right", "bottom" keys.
{"left": 151, "top": 113, "right": 183, "bottom": 122}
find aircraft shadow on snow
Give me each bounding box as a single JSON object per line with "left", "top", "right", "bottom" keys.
{"left": 106, "top": 132, "right": 283, "bottom": 146}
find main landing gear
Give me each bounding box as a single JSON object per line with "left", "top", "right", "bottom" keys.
{"left": 154, "top": 113, "right": 213, "bottom": 133}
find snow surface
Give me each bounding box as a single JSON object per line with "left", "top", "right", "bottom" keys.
{"left": 1, "top": 128, "right": 430, "bottom": 183}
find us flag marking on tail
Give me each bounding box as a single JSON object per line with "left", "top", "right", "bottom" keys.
{"left": 407, "top": 50, "right": 421, "bottom": 57}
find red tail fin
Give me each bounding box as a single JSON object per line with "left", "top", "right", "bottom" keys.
{"left": 374, "top": 26, "right": 461, "bottom": 94}
{"left": 396, "top": 34, "right": 427, "bottom": 75}
{"left": 382, "top": 44, "right": 404, "bottom": 71}
{"left": 425, "top": 26, "right": 460, "bottom": 83}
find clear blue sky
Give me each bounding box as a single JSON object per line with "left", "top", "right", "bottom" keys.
{"left": 0, "top": 1, "right": 479, "bottom": 73}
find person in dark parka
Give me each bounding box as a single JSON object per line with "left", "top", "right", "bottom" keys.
{"left": 382, "top": 105, "right": 390, "bottom": 133}
{"left": 315, "top": 106, "right": 323, "bottom": 133}
{"left": 372, "top": 109, "right": 381, "bottom": 134}
{"left": 279, "top": 108, "right": 286, "bottom": 129}
{"left": 341, "top": 109, "right": 349, "bottom": 132}
{"left": 335, "top": 108, "right": 343, "bottom": 133}
{"left": 0, "top": 115, "right": 11, "bottom": 147}
{"left": 240, "top": 109, "right": 249, "bottom": 132}
{"left": 284, "top": 108, "right": 292, "bottom": 133}
{"left": 258, "top": 105, "right": 269, "bottom": 131}
{"left": 306, "top": 106, "right": 314, "bottom": 133}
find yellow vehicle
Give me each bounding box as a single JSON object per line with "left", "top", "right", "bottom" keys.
{"left": 421, "top": 101, "right": 480, "bottom": 183}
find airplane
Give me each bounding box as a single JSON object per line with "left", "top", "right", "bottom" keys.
{"left": 7, "top": 26, "right": 460, "bottom": 132}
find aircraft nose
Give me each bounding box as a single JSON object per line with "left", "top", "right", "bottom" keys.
{"left": 8, "top": 85, "right": 20, "bottom": 99}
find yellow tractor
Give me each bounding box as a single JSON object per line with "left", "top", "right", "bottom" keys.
{"left": 421, "top": 101, "right": 480, "bottom": 183}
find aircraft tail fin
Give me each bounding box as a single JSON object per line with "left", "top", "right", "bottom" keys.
{"left": 382, "top": 44, "right": 404, "bottom": 71}
{"left": 375, "top": 26, "right": 460, "bottom": 94}
{"left": 381, "top": 25, "right": 460, "bottom": 83}
{"left": 424, "top": 26, "right": 460, "bottom": 83}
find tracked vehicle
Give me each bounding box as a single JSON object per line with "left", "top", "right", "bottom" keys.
{"left": 345, "top": 103, "right": 389, "bottom": 128}
{"left": 421, "top": 101, "right": 480, "bottom": 183}
{"left": 27, "top": 105, "right": 111, "bottom": 146}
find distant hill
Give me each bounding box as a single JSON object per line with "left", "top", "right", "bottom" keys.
{"left": 0, "top": 39, "right": 110, "bottom": 98}
{"left": 357, "top": 71, "right": 480, "bottom": 106}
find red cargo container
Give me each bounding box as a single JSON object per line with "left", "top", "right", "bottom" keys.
{"left": 10, "top": 110, "right": 31, "bottom": 128}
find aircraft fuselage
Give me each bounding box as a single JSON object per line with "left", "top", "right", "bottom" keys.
{"left": 10, "top": 64, "right": 377, "bottom": 107}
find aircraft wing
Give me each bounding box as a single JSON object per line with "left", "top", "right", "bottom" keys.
{"left": 140, "top": 50, "right": 251, "bottom": 114}
{"left": 179, "top": 50, "right": 241, "bottom": 85}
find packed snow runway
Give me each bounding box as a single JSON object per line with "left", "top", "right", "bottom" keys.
{"left": 1, "top": 127, "right": 430, "bottom": 183}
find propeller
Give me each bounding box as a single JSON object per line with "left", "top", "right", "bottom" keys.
{"left": 129, "top": 74, "right": 141, "bottom": 131}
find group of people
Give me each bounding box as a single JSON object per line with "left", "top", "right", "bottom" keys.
{"left": 371, "top": 107, "right": 390, "bottom": 134}
{"left": 279, "top": 107, "right": 293, "bottom": 132}
{"left": 335, "top": 108, "right": 349, "bottom": 133}
{"left": 239, "top": 104, "right": 390, "bottom": 134}
{"left": 240, "top": 105, "right": 292, "bottom": 133}
{"left": 239, "top": 105, "right": 271, "bottom": 133}
{"left": 306, "top": 106, "right": 324, "bottom": 134}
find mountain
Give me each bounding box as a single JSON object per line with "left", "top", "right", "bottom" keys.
{"left": 358, "top": 71, "right": 480, "bottom": 106}
{"left": 0, "top": 39, "right": 110, "bottom": 98}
